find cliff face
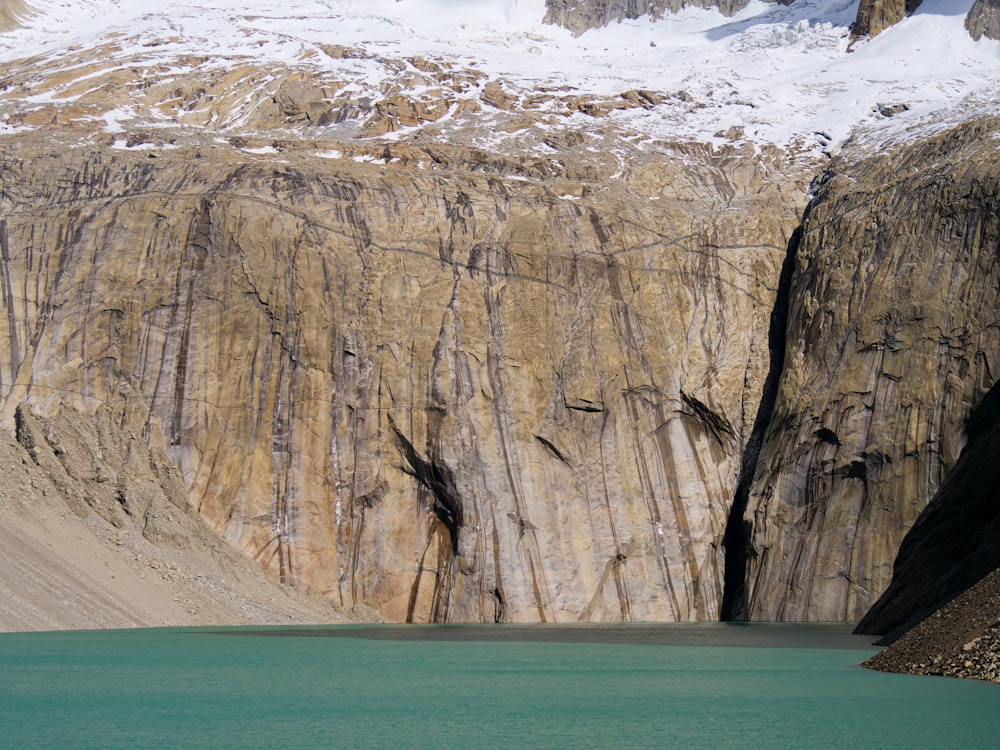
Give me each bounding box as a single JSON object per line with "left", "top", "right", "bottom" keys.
{"left": 3, "top": 2, "right": 998, "bottom": 630}
{"left": 0, "top": 128, "right": 807, "bottom": 623}
{"left": 743, "top": 118, "right": 1000, "bottom": 622}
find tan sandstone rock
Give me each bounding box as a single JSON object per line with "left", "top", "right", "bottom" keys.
{"left": 0, "top": 124, "right": 808, "bottom": 623}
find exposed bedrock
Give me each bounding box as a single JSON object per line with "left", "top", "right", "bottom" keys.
{"left": 744, "top": 117, "right": 1000, "bottom": 622}
{"left": 0, "top": 133, "right": 806, "bottom": 622}
{"left": 851, "top": 0, "right": 922, "bottom": 41}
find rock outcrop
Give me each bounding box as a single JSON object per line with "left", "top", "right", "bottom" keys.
{"left": 544, "top": 0, "right": 753, "bottom": 34}
{"left": 851, "top": 0, "right": 922, "bottom": 40}
{"left": 966, "top": 0, "right": 1000, "bottom": 40}
{"left": 742, "top": 117, "right": 1000, "bottom": 622}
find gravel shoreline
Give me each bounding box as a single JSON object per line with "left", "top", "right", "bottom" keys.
{"left": 863, "top": 566, "right": 1000, "bottom": 684}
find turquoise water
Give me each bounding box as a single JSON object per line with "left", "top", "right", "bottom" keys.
{"left": 1, "top": 624, "right": 997, "bottom": 749}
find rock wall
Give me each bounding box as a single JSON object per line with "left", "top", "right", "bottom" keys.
{"left": 743, "top": 117, "right": 1000, "bottom": 622}
{"left": 0, "top": 130, "right": 807, "bottom": 623}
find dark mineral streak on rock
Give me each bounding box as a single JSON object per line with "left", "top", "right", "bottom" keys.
{"left": 721, "top": 226, "right": 801, "bottom": 621}
{"left": 680, "top": 389, "right": 736, "bottom": 446}
{"left": 391, "top": 419, "right": 463, "bottom": 555}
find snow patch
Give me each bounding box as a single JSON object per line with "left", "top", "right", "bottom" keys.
{"left": 0, "top": 0, "right": 996, "bottom": 153}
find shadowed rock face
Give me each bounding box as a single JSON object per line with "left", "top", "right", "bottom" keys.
{"left": 966, "top": 0, "right": 1000, "bottom": 40}
{"left": 856, "top": 380, "right": 1000, "bottom": 637}
{"left": 0, "top": 129, "right": 807, "bottom": 622}
{"left": 744, "top": 117, "right": 1000, "bottom": 623}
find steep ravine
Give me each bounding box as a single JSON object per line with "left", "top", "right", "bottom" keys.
{"left": 720, "top": 226, "right": 800, "bottom": 621}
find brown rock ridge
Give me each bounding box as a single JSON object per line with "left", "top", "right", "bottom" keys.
{"left": 742, "top": 116, "right": 1000, "bottom": 623}
{"left": 0, "top": 125, "right": 809, "bottom": 624}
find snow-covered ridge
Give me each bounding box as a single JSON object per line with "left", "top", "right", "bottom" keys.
{"left": 0, "top": 0, "right": 998, "bottom": 154}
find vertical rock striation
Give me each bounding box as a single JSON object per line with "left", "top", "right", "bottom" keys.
{"left": 0, "top": 132, "right": 807, "bottom": 622}
{"left": 745, "top": 118, "right": 1000, "bottom": 622}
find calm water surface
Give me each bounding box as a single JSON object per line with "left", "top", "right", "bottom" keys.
{"left": 1, "top": 623, "right": 997, "bottom": 749}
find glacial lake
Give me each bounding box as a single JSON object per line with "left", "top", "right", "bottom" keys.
{"left": 1, "top": 623, "right": 998, "bottom": 749}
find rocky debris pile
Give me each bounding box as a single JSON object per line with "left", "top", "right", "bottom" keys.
{"left": 0, "top": 402, "right": 379, "bottom": 631}
{"left": 864, "top": 567, "right": 1000, "bottom": 684}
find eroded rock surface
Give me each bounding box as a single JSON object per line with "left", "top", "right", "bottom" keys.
{"left": 744, "top": 118, "right": 1000, "bottom": 622}
{"left": 0, "top": 125, "right": 807, "bottom": 623}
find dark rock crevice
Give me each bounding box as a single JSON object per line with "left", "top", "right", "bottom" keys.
{"left": 721, "top": 225, "right": 801, "bottom": 621}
